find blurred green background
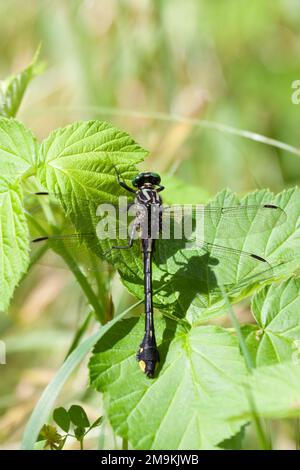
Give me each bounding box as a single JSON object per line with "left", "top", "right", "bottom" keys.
{"left": 1, "top": 0, "right": 300, "bottom": 449}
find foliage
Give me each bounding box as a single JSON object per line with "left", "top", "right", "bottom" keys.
{"left": 38, "top": 405, "right": 103, "bottom": 450}
{"left": 1, "top": 108, "right": 299, "bottom": 449}
{"left": 0, "top": 46, "right": 43, "bottom": 118}
{"left": 88, "top": 280, "right": 300, "bottom": 449}
{"left": 0, "top": 175, "right": 30, "bottom": 311}
{"left": 89, "top": 318, "right": 248, "bottom": 449}
{"left": 0, "top": 26, "right": 300, "bottom": 451}
{"left": 243, "top": 278, "right": 300, "bottom": 366}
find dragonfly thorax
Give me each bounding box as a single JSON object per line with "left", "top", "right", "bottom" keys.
{"left": 134, "top": 188, "right": 162, "bottom": 240}
{"left": 136, "top": 187, "right": 162, "bottom": 206}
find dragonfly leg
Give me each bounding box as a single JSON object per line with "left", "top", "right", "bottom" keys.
{"left": 113, "top": 165, "right": 136, "bottom": 194}
{"left": 103, "top": 217, "right": 139, "bottom": 255}
{"left": 103, "top": 239, "right": 133, "bottom": 256}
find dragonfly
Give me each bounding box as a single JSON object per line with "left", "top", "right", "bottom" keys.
{"left": 30, "top": 169, "right": 286, "bottom": 377}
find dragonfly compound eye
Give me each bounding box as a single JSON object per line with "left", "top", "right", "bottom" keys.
{"left": 149, "top": 172, "right": 161, "bottom": 185}
{"left": 132, "top": 173, "right": 145, "bottom": 187}
{"left": 132, "top": 172, "right": 161, "bottom": 187}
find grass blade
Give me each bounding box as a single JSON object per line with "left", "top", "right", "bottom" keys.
{"left": 218, "top": 280, "right": 271, "bottom": 450}
{"left": 41, "top": 105, "right": 300, "bottom": 158}
{"left": 21, "top": 300, "right": 142, "bottom": 450}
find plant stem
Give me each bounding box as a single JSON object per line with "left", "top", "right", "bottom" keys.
{"left": 59, "top": 246, "right": 104, "bottom": 323}
{"left": 296, "top": 419, "right": 300, "bottom": 450}
{"left": 220, "top": 285, "right": 254, "bottom": 372}
{"left": 219, "top": 281, "right": 271, "bottom": 450}
{"left": 245, "top": 388, "right": 271, "bottom": 450}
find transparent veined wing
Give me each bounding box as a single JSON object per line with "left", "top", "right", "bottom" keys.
{"left": 156, "top": 202, "right": 286, "bottom": 287}
{"left": 161, "top": 203, "right": 286, "bottom": 240}
{"left": 26, "top": 195, "right": 139, "bottom": 273}
{"left": 25, "top": 192, "right": 287, "bottom": 240}
{"left": 30, "top": 231, "right": 148, "bottom": 275}
{"left": 26, "top": 192, "right": 286, "bottom": 283}
{"left": 154, "top": 237, "right": 278, "bottom": 290}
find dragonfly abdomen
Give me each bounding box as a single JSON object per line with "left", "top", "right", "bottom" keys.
{"left": 137, "top": 238, "right": 159, "bottom": 378}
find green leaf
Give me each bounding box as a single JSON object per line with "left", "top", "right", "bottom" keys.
{"left": 219, "top": 424, "right": 247, "bottom": 450}
{"left": 35, "top": 119, "right": 299, "bottom": 326}
{"left": 0, "top": 118, "right": 39, "bottom": 178}
{"left": 69, "top": 405, "right": 90, "bottom": 428}
{"left": 0, "top": 176, "right": 30, "bottom": 311}
{"left": 243, "top": 277, "right": 300, "bottom": 366}
{"left": 0, "top": 46, "right": 44, "bottom": 118}
{"left": 35, "top": 119, "right": 147, "bottom": 290}
{"left": 89, "top": 316, "right": 248, "bottom": 450}
{"left": 53, "top": 407, "right": 70, "bottom": 433}
{"left": 21, "top": 303, "right": 134, "bottom": 450}
{"left": 89, "top": 416, "right": 103, "bottom": 430}
{"left": 37, "top": 119, "right": 147, "bottom": 201}
{"left": 250, "top": 362, "right": 300, "bottom": 419}
{"left": 206, "top": 361, "right": 300, "bottom": 423}
{"left": 74, "top": 427, "right": 85, "bottom": 441}
{"left": 48, "top": 182, "right": 298, "bottom": 326}
{"left": 123, "top": 187, "right": 300, "bottom": 323}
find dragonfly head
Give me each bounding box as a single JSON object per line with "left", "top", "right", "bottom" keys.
{"left": 132, "top": 172, "right": 161, "bottom": 188}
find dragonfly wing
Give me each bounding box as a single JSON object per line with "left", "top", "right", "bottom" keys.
{"left": 30, "top": 188, "right": 162, "bottom": 250}
{"left": 159, "top": 202, "right": 285, "bottom": 285}
{"left": 154, "top": 236, "right": 275, "bottom": 288}
{"left": 199, "top": 241, "right": 273, "bottom": 286}
{"left": 30, "top": 231, "right": 143, "bottom": 273}
{"left": 28, "top": 196, "right": 142, "bottom": 272}
{"left": 162, "top": 203, "right": 286, "bottom": 239}
{"left": 31, "top": 233, "right": 108, "bottom": 272}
